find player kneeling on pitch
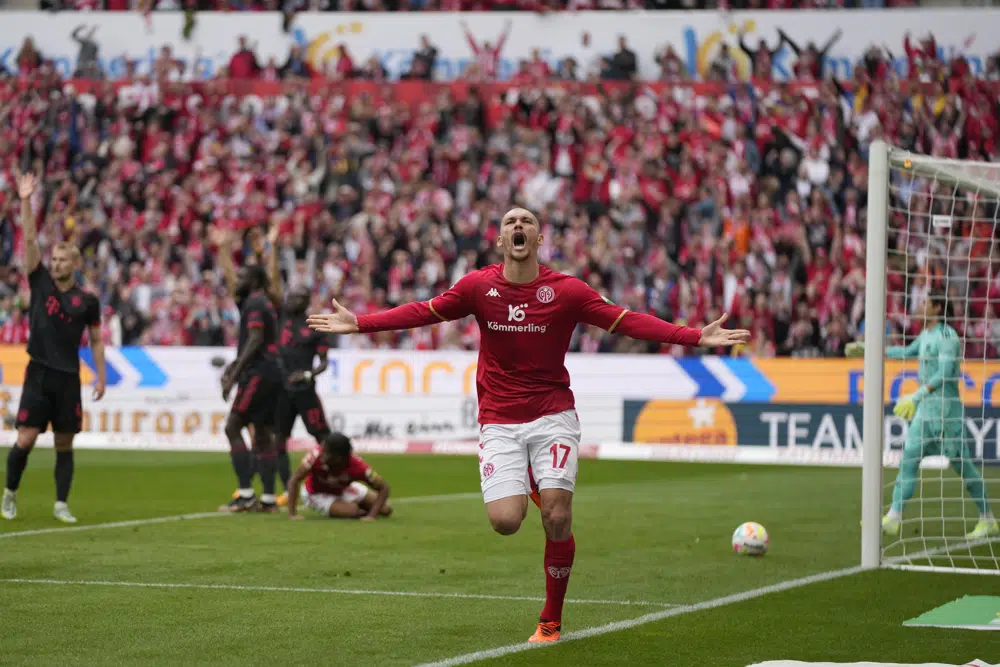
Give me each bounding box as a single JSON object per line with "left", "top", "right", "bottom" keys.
{"left": 286, "top": 433, "right": 392, "bottom": 521}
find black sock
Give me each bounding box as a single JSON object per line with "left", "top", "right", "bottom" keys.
{"left": 230, "top": 450, "right": 254, "bottom": 490}
{"left": 5, "top": 445, "right": 31, "bottom": 492}
{"left": 256, "top": 452, "right": 277, "bottom": 498}
{"left": 277, "top": 443, "right": 291, "bottom": 491}
{"left": 54, "top": 450, "right": 74, "bottom": 503}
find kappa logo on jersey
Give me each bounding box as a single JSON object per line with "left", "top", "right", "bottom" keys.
{"left": 488, "top": 302, "right": 547, "bottom": 334}
{"left": 536, "top": 286, "right": 555, "bottom": 304}
{"left": 508, "top": 304, "right": 528, "bottom": 322}
{"left": 486, "top": 288, "right": 500, "bottom": 297}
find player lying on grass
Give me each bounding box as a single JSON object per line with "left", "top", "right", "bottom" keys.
{"left": 286, "top": 433, "right": 392, "bottom": 521}
{"left": 847, "top": 288, "right": 998, "bottom": 539}
{"left": 307, "top": 206, "right": 750, "bottom": 643}
{"left": 3, "top": 172, "right": 106, "bottom": 525}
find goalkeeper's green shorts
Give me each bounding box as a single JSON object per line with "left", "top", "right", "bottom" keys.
{"left": 903, "top": 408, "right": 966, "bottom": 460}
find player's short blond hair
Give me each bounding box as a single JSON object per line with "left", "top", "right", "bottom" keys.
{"left": 52, "top": 242, "right": 81, "bottom": 260}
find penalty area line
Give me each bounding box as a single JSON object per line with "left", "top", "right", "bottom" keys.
{"left": 0, "top": 578, "right": 677, "bottom": 608}
{"left": 414, "top": 565, "right": 867, "bottom": 667}
{"left": 0, "top": 491, "right": 483, "bottom": 540}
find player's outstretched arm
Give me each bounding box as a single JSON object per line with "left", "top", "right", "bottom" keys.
{"left": 16, "top": 171, "right": 41, "bottom": 276}
{"left": 263, "top": 221, "right": 283, "bottom": 307}
{"left": 886, "top": 332, "right": 923, "bottom": 360}
{"left": 308, "top": 275, "right": 474, "bottom": 335}
{"left": 286, "top": 458, "right": 312, "bottom": 520}
{"left": 577, "top": 286, "right": 749, "bottom": 348}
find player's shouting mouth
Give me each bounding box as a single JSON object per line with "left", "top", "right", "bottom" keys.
{"left": 308, "top": 207, "right": 750, "bottom": 642}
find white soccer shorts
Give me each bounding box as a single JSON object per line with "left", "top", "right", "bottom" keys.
{"left": 300, "top": 482, "right": 370, "bottom": 515}
{"left": 478, "top": 409, "right": 582, "bottom": 503}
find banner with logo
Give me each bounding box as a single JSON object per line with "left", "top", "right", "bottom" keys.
{"left": 0, "top": 10, "right": 994, "bottom": 82}
{"left": 623, "top": 399, "right": 1000, "bottom": 463}
{"left": 5, "top": 345, "right": 1000, "bottom": 407}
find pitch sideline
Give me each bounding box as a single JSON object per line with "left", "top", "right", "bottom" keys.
{"left": 414, "top": 565, "right": 868, "bottom": 667}
{"left": 0, "top": 491, "right": 483, "bottom": 540}
{"left": 0, "top": 578, "right": 677, "bottom": 608}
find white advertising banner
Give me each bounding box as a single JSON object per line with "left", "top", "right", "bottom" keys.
{"left": 0, "top": 10, "right": 992, "bottom": 82}
{"left": 0, "top": 384, "right": 624, "bottom": 443}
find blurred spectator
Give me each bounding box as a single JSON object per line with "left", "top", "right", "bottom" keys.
{"left": 228, "top": 36, "right": 260, "bottom": 79}
{"left": 408, "top": 35, "right": 439, "bottom": 82}
{"left": 71, "top": 25, "right": 103, "bottom": 80}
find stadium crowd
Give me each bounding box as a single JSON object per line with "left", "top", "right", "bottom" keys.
{"left": 0, "top": 28, "right": 995, "bottom": 358}
{"left": 37, "top": 0, "right": 913, "bottom": 13}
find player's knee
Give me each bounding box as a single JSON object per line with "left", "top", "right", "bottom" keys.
{"left": 15, "top": 428, "right": 39, "bottom": 451}
{"left": 224, "top": 417, "right": 244, "bottom": 445}
{"left": 540, "top": 500, "right": 572, "bottom": 537}
{"left": 490, "top": 514, "right": 523, "bottom": 536}
{"left": 52, "top": 433, "right": 74, "bottom": 452}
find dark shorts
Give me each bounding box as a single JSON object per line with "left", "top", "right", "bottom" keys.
{"left": 230, "top": 373, "right": 281, "bottom": 428}
{"left": 16, "top": 361, "right": 83, "bottom": 434}
{"left": 275, "top": 385, "right": 330, "bottom": 440}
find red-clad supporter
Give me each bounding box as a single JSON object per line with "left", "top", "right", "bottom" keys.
{"left": 0, "top": 26, "right": 997, "bottom": 360}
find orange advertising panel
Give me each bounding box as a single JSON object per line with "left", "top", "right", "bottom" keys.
{"left": 754, "top": 359, "right": 1000, "bottom": 407}
{"left": 0, "top": 345, "right": 96, "bottom": 385}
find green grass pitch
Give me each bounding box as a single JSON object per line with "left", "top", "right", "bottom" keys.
{"left": 0, "top": 450, "right": 997, "bottom": 666}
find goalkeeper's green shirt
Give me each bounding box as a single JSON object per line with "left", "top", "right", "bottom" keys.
{"left": 886, "top": 323, "right": 963, "bottom": 421}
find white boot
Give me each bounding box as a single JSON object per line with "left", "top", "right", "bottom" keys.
{"left": 1, "top": 489, "right": 16, "bottom": 520}
{"left": 53, "top": 501, "right": 77, "bottom": 524}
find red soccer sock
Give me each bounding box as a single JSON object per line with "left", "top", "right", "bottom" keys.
{"left": 540, "top": 534, "right": 575, "bottom": 623}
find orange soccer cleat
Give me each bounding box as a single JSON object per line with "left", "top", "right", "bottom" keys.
{"left": 528, "top": 620, "right": 561, "bottom": 643}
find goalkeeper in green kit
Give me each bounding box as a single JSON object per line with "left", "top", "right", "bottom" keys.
{"left": 847, "top": 288, "right": 998, "bottom": 539}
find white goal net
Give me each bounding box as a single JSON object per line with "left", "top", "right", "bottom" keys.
{"left": 863, "top": 141, "right": 1000, "bottom": 574}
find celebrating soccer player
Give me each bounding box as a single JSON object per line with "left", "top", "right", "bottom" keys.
{"left": 213, "top": 228, "right": 283, "bottom": 513}
{"left": 286, "top": 432, "right": 392, "bottom": 521}
{"left": 2, "top": 172, "right": 106, "bottom": 524}
{"left": 847, "top": 288, "right": 998, "bottom": 539}
{"left": 307, "top": 206, "right": 750, "bottom": 642}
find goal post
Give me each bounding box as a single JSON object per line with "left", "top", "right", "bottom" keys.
{"left": 862, "top": 140, "right": 1000, "bottom": 575}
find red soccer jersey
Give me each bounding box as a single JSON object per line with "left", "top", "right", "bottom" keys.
{"left": 303, "top": 447, "right": 374, "bottom": 496}
{"left": 357, "top": 264, "right": 702, "bottom": 424}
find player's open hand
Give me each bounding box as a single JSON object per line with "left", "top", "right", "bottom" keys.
{"left": 698, "top": 313, "right": 751, "bottom": 348}
{"left": 360, "top": 515, "right": 377, "bottom": 522}
{"left": 16, "top": 171, "right": 36, "bottom": 200}
{"left": 845, "top": 341, "right": 865, "bottom": 358}
{"left": 307, "top": 299, "right": 359, "bottom": 335}
{"left": 221, "top": 367, "right": 237, "bottom": 401}
{"left": 92, "top": 377, "right": 106, "bottom": 401}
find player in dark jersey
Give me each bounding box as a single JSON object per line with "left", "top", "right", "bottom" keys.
{"left": 308, "top": 207, "right": 750, "bottom": 642}
{"left": 213, "top": 228, "right": 283, "bottom": 513}
{"left": 273, "top": 286, "right": 332, "bottom": 504}
{"left": 2, "top": 172, "right": 106, "bottom": 524}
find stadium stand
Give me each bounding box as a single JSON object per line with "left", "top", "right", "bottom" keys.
{"left": 0, "top": 29, "right": 992, "bottom": 359}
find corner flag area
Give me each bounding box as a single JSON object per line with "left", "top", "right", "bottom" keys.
{"left": 1, "top": 451, "right": 997, "bottom": 666}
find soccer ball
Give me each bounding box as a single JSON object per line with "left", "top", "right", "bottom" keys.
{"left": 732, "top": 522, "right": 768, "bottom": 556}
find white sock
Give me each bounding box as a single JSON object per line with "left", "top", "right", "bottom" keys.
{"left": 54, "top": 501, "right": 68, "bottom": 510}
{"left": 238, "top": 488, "right": 255, "bottom": 499}
{"left": 3, "top": 488, "right": 14, "bottom": 498}
{"left": 261, "top": 494, "right": 276, "bottom": 504}
{"left": 982, "top": 511, "right": 995, "bottom": 520}
{"left": 886, "top": 508, "right": 902, "bottom": 521}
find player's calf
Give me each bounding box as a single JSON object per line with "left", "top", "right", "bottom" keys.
{"left": 3, "top": 427, "right": 41, "bottom": 520}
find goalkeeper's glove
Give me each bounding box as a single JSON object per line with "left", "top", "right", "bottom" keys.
{"left": 845, "top": 341, "right": 864, "bottom": 358}
{"left": 893, "top": 391, "right": 924, "bottom": 422}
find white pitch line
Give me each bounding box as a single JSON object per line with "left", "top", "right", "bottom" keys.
{"left": 0, "top": 491, "right": 483, "bottom": 540}
{"left": 414, "top": 565, "right": 867, "bottom": 667}
{"left": 0, "top": 512, "right": 228, "bottom": 540}
{"left": 0, "top": 578, "right": 676, "bottom": 608}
